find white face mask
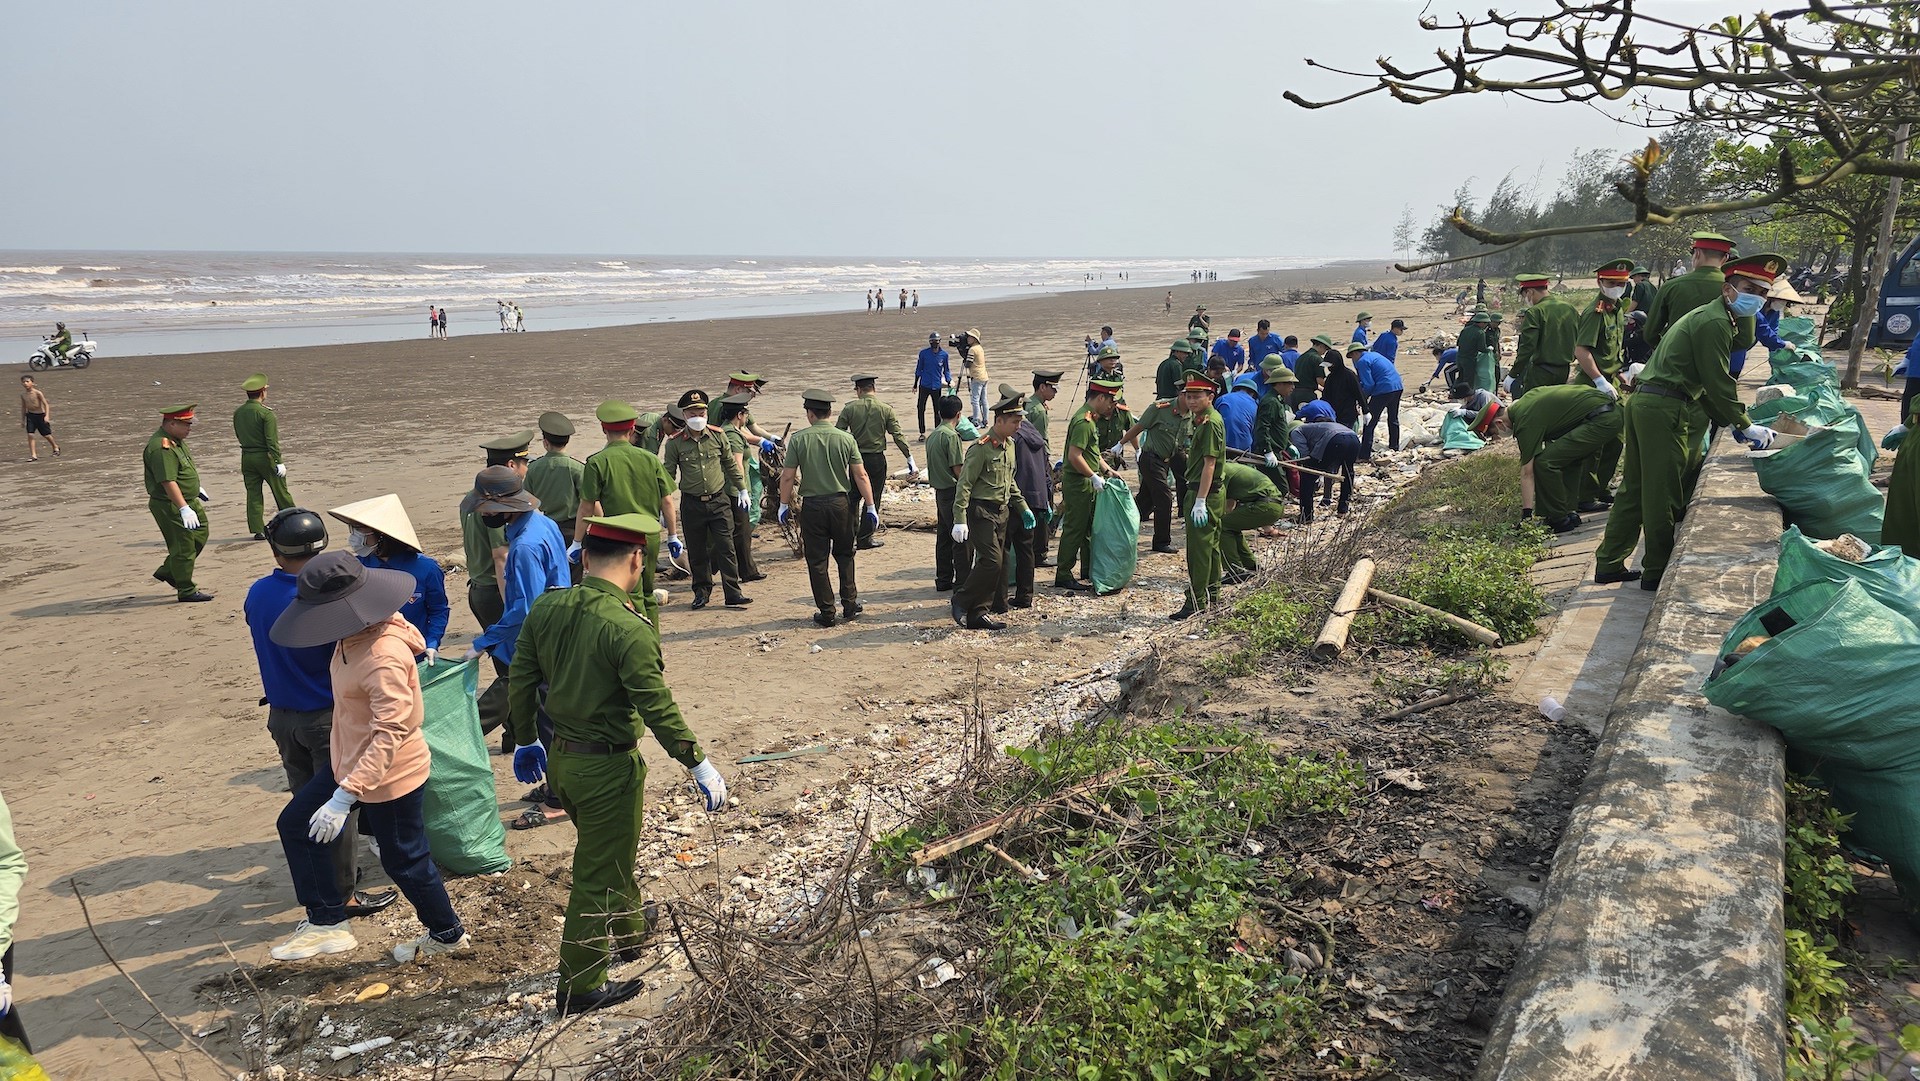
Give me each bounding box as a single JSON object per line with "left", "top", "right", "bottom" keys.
{"left": 685, "top": 416, "right": 707, "bottom": 432}
{"left": 1600, "top": 285, "right": 1626, "bottom": 300}
{"left": 1766, "top": 300, "right": 1786, "bottom": 314}
{"left": 348, "top": 529, "right": 375, "bottom": 556}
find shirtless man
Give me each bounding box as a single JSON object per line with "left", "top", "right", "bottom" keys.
{"left": 19, "top": 375, "right": 57, "bottom": 461}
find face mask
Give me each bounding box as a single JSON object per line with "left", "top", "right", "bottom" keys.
{"left": 1766, "top": 300, "right": 1786, "bottom": 314}
{"left": 481, "top": 512, "right": 511, "bottom": 529}
{"left": 685, "top": 416, "right": 707, "bottom": 432}
{"left": 1728, "top": 291, "right": 1765, "bottom": 318}
{"left": 1600, "top": 285, "right": 1626, "bottom": 301}
{"left": 348, "top": 529, "right": 375, "bottom": 556}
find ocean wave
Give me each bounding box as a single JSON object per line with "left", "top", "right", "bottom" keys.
{"left": 596, "top": 261, "right": 629, "bottom": 269}
{"left": 415, "top": 263, "right": 485, "bottom": 271}
{"left": 0, "top": 266, "right": 63, "bottom": 275}
{"left": 77, "top": 265, "right": 121, "bottom": 272}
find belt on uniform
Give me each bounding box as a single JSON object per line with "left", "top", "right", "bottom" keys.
{"left": 1544, "top": 403, "right": 1617, "bottom": 443}
{"left": 806, "top": 491, "right": 849, "bottom": 501}
{"left": 971, "top": 498, "right": 1004, "bottom": 510}
{"left": 555, "top": 738, "right": 637, "bottom": 755}
{"left": 1634, "top": 382, "right": 1689, "bottom": 401}
{"left": 689, "top": 490, "right": 728, "bottom": 502}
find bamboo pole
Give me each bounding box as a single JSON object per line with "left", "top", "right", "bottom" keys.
{"left": 1312, "top": 558, "right": 1377, "bottom": 661}
{"left": 1367, "top": 587, "right": 1502, "bottom": 646}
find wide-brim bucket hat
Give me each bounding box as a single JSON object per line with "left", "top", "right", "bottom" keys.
{"left": 270, "top": 551, "right": 418, "bottom": 648}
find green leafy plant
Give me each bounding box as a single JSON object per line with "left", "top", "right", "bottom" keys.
{"left": 1372, "top": 532, "right": 1549, "bottom": 646}
{"left": 1204, "top": 587, "right": 1322, "bottom": 675}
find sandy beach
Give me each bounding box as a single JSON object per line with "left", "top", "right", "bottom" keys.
{"left": 2, "top": 261, "right": 1482, "bottom": 1076}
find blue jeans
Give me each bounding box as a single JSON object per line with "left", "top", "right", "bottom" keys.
{"left": 969, "top": 379, "right": 990, "bottom": 427}
{"left": 277, "top": 764, "right": 464, "bottom": 939}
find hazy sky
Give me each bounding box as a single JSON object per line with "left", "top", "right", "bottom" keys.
{"left": 5, "top": 1, "right": 1651, "bottom": 258}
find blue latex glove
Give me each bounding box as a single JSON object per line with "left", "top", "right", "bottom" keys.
{"left": 1734, "top": 424, "right": 1778, "bottom": 451}
{"left": 307, "top": 787, "right": 356, "bottom": 844}
{"left": 777, "top": 503, "right": 791, "bottom": 526}
{"left": 863, "top": 504, "right": 880, "bottom": 532}
{"left": 566, "top": 541, "right": 582, "bottom": 564}
{"left": 1189, "top": 499, "right": 1211, "bottom": 528}
{"left": 692, "top": 759, "right": 727, "bottom": 811}
{"left": 513, "top": 741, "right": 548, "bottom": 784}
{"left": 1020, "top": 508, "right": 1037, "bottom": 530}
{"left": 759, "top": 438, "right": 779, "bottom": 455}
{"left": 667, "top": 535, "right": 684, "bottom": 559}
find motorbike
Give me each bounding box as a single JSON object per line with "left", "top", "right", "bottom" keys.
{"left": 28, "top": 333, "right": 95, "bottom": 371}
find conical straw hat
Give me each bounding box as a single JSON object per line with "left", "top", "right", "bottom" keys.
{"left": 328, "top": 493, "right": 422, "bottom": 554}
{"left": 1767, "top": 277, "right": 1807, "bottom": 304}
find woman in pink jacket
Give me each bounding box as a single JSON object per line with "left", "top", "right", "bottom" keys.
{"left": 268, "top": 551, "right": 469, "bottom": 963}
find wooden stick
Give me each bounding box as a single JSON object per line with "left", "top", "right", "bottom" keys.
{"left": 1379, "top": 689, "right": 1476, "bottom": 721}
{"left": 1366, "top": 587, "right": 1502, "bottom": 646}
{"left": 1312, "top": 558, "right": 1378, "bottom": 661}
{"left": 982, "top": 843, "right": 1044, "bottom": 880}
{"left": 1228, "top": 450, "right": 1346, "bottom": 481}
{"left": 910, "top": 761, "right": 1144, "bottom": 865}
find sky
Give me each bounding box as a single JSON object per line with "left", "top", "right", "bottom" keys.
{"left": 2, "top": 1, "right": 1653, "bottom": 259}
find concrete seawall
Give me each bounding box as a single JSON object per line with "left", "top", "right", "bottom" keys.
{"left": 1476, "top": 442, "right": 1788, "bottom": 1081}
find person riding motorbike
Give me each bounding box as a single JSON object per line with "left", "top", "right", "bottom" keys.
{"left": 48, "top": 323, "right": 72, "bottom": 361}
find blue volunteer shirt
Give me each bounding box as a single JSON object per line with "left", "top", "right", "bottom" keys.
{"left": 915, "top": 346, "right": 951, "bottom": 390}
{"left": 1216, "top": 387, "right": 1258, "bottom": 452}
{"left": 473, "top": 511, "right": 571, "bottom": 665}
{"left": 1211, "top": 339, "right": 1247, "bottom": 370}
{"left": 244, "top": 568, "right": 334, "bottom": 712}
{"left": 1352, "top": 325, "right": 1371, "bottom": 344}
{"left": 1355, "top": 350, "right": 1404, "bottom": 396}
{"left": 1372, "top": 330, "right": 1400, "bottom": 362}
{"left": 1246, "top": 331, "right": 1285, "bottom": 369}
{"left": 361, "top": 550, "right": 451, "bottom": 652}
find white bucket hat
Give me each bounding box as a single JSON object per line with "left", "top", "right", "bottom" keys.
{"left": 329, "top": 493, "right": 423, "bottom": 554}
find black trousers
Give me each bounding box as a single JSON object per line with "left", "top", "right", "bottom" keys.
{"left": 1005, "top": 513, "right": 1037, "bottom": 602}
{"left": 955, "top": 500, "right": 1009, "bottom": 617}
{"left": 268, "top": 705, "right": 360, "bottom": 900}
{"left": 916, "top": 386, "right": 942, "bottom": 434}
{"left": 800, "top": 493, "right": 857, "bottom": 613}
{"left": 682, "top": 491, "right": 740, "bottom": 597}
{"left": 856, "top": 453, "right": 887, "bottom": 544}
{"left": 1170, "top": 451, "right": 1191, "bottom": 519}
{"left": 731, "top": 503, "right": 760, "bottom": 579}
{"left": 1300, "top": 434, "right": 1362, "bottom": 521}
{"left": 1362, "top": 389, "right": 1402, "bottom": 454}
{"left": 934, "top": 485, "right": 972, "bottom": 589}
{"left": 2, "top": 944, "right": 28, "bottom": 1051}
{"left": 1138, "top": 449, "right": 1175, "bottom": 549}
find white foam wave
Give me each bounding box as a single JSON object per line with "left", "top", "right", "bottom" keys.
{"left": 414, "top": 264, "right": 486, "bottom": 271}
{"left": 0, "top": 266, "right": 63, "bottom": 275}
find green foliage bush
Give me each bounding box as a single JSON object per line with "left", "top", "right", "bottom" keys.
{"left": 1372, "top": 531, "right": 1549, "bottom": 646}
{"left": 1204, "top": 587, "right": 1322, "bottom": 675}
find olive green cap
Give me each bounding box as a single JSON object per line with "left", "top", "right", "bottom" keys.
{"left": 1309, "top": 333, "right": 1335, "bottom": 349}
{"left": 1355, "top": 311, "right": 1372, "bottom": 321}
{"left": 161, "top": 403, "right": 198, "bottom": 418}
{"left": 1263, "top": 364, "right": 1298, "bottom": 384}
{"left": 595, "top": 400, "right": 640, "bottom": 424}
{"left": 1186, "top": 325, "right": 1209, "bottom": 340}
{"left": 1344, "top": 339, "right": 1368, "bottom": 353}
{"left": 727, "top": 371, "right": 766, "bottom": 384}
{"left": 720, "top": 391, "right": 754, "bottom": 406}
{"left": 1088, "top": 378, "right": 1125, "bottom": 395}
{"left": 537, "top": 411, "right": 575, "bottom": 438}
{"left": 1171, "top": 339, "right": 1195, "bottom": 354}
{"left": 851, "top": 373, "right": 878, "bottom": 385}
{"left": 1097, "top": 344, "right": 1120, "bottom": 359}
{"left": 1489, "top": 312, "right": 1504, "bottom": 323}
{"left": 1631, "top": 265, "right": 1651, "bottom": 276}
{"left": 990, "top": 387, "right": 1027, "bottom": 414}
{"left": 1513, "top": 273, "right": 1551, "bottom": 288}
{"left": 478, "top": 429, "right": 535, "bottom": 454}
{"left": 240, "top": 373, "right": 269, "bottom": 393}
{"left": 1032, "top": 369, "right": 1065, "bottom": 382}
{"left": 801, "top": 388, "right": 835, "bottom": 407}
{"left": 582, "top": 511, "right": 663, "bottom": 541}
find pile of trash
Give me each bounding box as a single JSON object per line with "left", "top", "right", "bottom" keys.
{"left": 1746, "top": 329, "right": 1883, "bottom": 541}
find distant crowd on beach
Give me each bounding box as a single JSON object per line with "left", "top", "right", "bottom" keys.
{"left": 867, "top": 288, "right": 920, "bottom": 313}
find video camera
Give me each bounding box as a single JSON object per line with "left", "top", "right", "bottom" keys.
{"left": 946, "top": 332, "right": 971, "bottom": 351}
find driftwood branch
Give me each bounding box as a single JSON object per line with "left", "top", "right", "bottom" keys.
{"left": 1313, "top": 558, "right": 1378, "bottom": 661}
{"left": 1367, "top": 588, "right": 1503, "bottom": 646}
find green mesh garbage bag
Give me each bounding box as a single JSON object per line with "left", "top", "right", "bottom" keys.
{"left": 747, "top": 455, "right": 765, "bottom": 526}
{"left": 0, "top": 1035, "right": 50, "bottom": 1081}
{"left": 1750, "top": 417, "right": 1883, "bottom": 541}
{"left": 1440, "top": 413, "right": 1487, "bottom": 451}
{"left": 1751, "top": 387, "right": 1877, "bottom": 474}
{"left": 418, "top": 657, "right": 512, "bottom": 875}
{"left": 1090, "top": 480, "right": 1142, "bottom": 595}
{"left": 1776, "top": 315, "right": 1820, "bottom": 351}
{"left": 1767, "top": 354, "right": 1841, "bottom": 392}
{"left": 1771, "top": 525, "right": 1920, "bottom": 623}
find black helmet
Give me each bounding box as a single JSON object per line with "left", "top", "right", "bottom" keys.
{"left": 265, "top": 507, "right": 329, "bottom": 557}
{"left": 55, "top": 322, "right": 66, "bottom": 330}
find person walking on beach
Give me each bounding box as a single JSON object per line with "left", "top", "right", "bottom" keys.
{"left": 505, "top": 512, "right": 728, "bottom": 1016}
{"left": 866, "top": 289, "right": 874, "bottom": 313}
{"left": 576, "top": 401, "right": 678, "bottom": 629}
{"left": 235, "top": 373, "right": 297, "bottom": 540}
{"left": 267, "top": 551, "right": 471, "bottom": 964}
{"left": 912, "top": 289, "right": 919, "bottom": 312}
{"left": 951, "top": 388, "right": 1034, "bottom": 630}
{"left": 19, "top": 375, "right": 57, "bottom": 461}
{"left": 913, "top": 332, "right": 952, "bottom": 438}
{"left": 659, "top": 399, "right": 751, "bottom": 610}
{"left": 437, "top": 307, "right": 450, "bottom": 338}
{"left": 779, "top": 388, "right": 876, "bottom": 627}
{"left": 1165, "top": 291, "right": 1173, "bottom": 314}
{"left": 960, "top": 328, "right": 990, "bottom": 427}
{"left": 898, "top": 288, "right": 908, "bottom": 313}
{"left": 145, "top": 403, "right": 214, "bottom": 602}
{"left": 514, "top": 304, "right": 525, "bottom": 332}
{"left": 837, "top": 374, "right": 917, "bottom": 548}
{"left": 427, "top": 306, "right": 439, "bottom": 340}
{"left": 245, "top": 508, "right": 399, "bottom": 925}
{"left": 1054, "top": 379, "right": 1120, "bottom": 592}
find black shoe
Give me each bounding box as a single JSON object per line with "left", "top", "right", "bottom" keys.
{"left": 935, "top": 582, "right": 953, "bottom": 592}
{"left": 1594, "top": 568, "right": 1643, "bottom": 585}
{"left": 1150, "top": 545, "right": 1178, "bottom": 554}
{"left": 178, "top": 591, "right": 215, "bottom": 603}
{"left": 1549, "top": 513, "right": 1582, "bottom": 534}
{"left": 1010, "top": 596, "right": 1033, "bottom": 609}
{"left": 964, "top": 614, "right": 1006, "bottom": 630}
{"left": 742, "top": 571, "right": 768, "bottom": 582}
{"left": 1036, "top": 558, "right": 1056, "bottom": 568}
{"left": 1639, "top": 577, "right": 1661, "bottom": 592}
{"left": 950, "top": 597, "right": 966, "bottom": 628}
{"left": 857, "top": 539, "right": 885, "bottom": 550}
{"left": 689, "top": 593, "right": 710, "bottom": 611}
{"left": 557, "top": 978, "right": 643, "bottom": 1017}
{"left": 842, "top": 601, "right": 864, "bottom": 620}
{"left": 251, "top": 532, "right": 267, "bottom": 541}
{"left": 1673, "top": 509, "right": 1686, "bottom": 524}
{"left": 1168, "top": 603, "right": 1198, "bottom": 621}
{"left": 1054, "top": 580, "right": 1091, "bottom": 592}
{"left": 1577, "top": 501, "right": 1611, "bottom": 513}
{"left": 812, "top": 610, "right": 837, "bottom": 628}
{"left": 724, "top": 593, "right": 753, "bottom": 607}
{"left": 153, "top": 569, "right": 176, "bottom": 586}
{"left": 990, "top": 602, "right": 1008, "bottom": 614}
{"left": 344, "top": 889, "right": 399, "bottom": 919}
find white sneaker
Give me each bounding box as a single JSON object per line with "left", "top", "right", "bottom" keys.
{"left": 270, "top": 921, "right": 358, "bottom": 961}
{"left": 393, "top": 932, "right": 471, "bottom": 962}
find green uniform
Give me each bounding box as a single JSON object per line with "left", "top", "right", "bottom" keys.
{"left": 722, "top": 427, "right": 763, "bottom": 575}
{"left": 785, "top": 418, "right": 863, "bottom": 614}
{"left": 1155, "top": 352, "right": 1189, "bottom": 401}
{"left": 1054, "top": 412, "right": 1107, "bottom": 585}
{"left": 1884, "top": 403, "right": 1920, "bottom": 559}
{"left": 1250, "top": 394, "right": 1295, "bottom": 493}
{"left": 1219, "top": 463, "right": 1284, "bottom": 572}
{"left": 926, "top": 423, "right": 969, "bottom": 588}
{"left": 524, "top": 452, "right": 584, "bottom": 536}
{"left": 143, "top": 428, "right": 209, "bottom": 597}
{"left": 1133, "top": 400, "right": 1190, "bottom": 550}
{"left": 1289, "top": 350, "right": 1326, "bottom": 408}
{"left": 507, "top": 576, "right": 706, "bottom": 997}
{"left": 582, "top": 441, "right": 674, "bottom": 623}
{"left": 1630, "top": 279, "right": 1657, "bottom": 316}
{"left": 954, "top": 433, "right": 1029, "bottom": 618}
{"left": 1024, "top": 397, "right": 1051, "bottom": 454}
{"left": 1184, "top": 406, "right": 1227, "bottom": 608}
{"left": 1571, "top": 298, "right": 1628, "bottom": 501}
{"left": 637, "top": 414, "right": 666, "bottom": 456}
{"left": 1595, "top": 300, "right": 1753, "bottom": 585}
{"left": 837, "top": 395, "right": 913, "bottom": 460}
{"left": 1456, "top": 323, "right": 1492, "bottom": 393}
{"left": 232, "top": 398, "right": 295, "bottom": 534}
{"left": 660, "top": 429, "right": 747, "bottom": 598}
{"left": 1512, "top": 294, "right": 1580, "bottom": 394}
{"left": 1509, "top": 385, "right": 1623, "bottom": 522}
{"left": 1645, "top": 266, "right": 1757, "bottom": 498}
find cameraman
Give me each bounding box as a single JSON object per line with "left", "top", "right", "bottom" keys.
{"left": 957, "top": 329, "right": 989, "bottom": 428}
{"left": 913, "top": 333, "right": 952, "bottom": 438}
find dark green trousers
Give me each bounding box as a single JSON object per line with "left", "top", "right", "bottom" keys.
{"left": 1184, "top": 490, "right": 1226, "bottom": 608}
{"left": 956, "top": 500, "right": 1009, "bottom": 618}
{"left": 800, "top": 493, "right": 857, "bottom": 613}
{"left": 551, "top": 748, "right": 648, "bottom": 995}
{"left": 1220, "top": 500, "right": 1283, "bottom": 571}
{"left": 1053, "top": 485, "right": 1095, "bottom": 584}
{"left": 1535, "top": 408, "right": 1624, "bottom": 520}
{"left": 240, "top": 450, "right": 295, "bottom": 534}
{"left": 468, "top": 580, "right": 508, "bottom": 733}
{"left": 149, "top": 498, "right": 209, "bottom": 597}
{"left": 1595, "top": 393, "right": 1689, "bottom": 583}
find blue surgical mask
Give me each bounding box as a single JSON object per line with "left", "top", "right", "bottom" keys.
{"left": 1729, "top": 291, "right": 1765, "bottom": 318}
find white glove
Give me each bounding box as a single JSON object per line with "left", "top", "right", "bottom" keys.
{"left": 905, "top": 456, "right": 919, "bottom": 475}
{"left": 566, "top": 540, "right": 582, "bottom": 564}
{"left": 461, "top": 645, "right": 482, "bottom": 662}
{"left": 1189, "top": 499, "right": 1210, "bottom": 527}
{"left": 274, "top": 463, "right": 287, "bottom": 477}
{"left": 178, "top": 504, "right": 201, "bottom": 530}
{"left": 1091, "top": 474, "right": 1107, "bottom": 490}
{"left": 1264, "top": 451, "right": 1279, "bottom": 468}
{"left": 1623, "top": 363, "right": 1646, "bottom": 385}
{"left": 1594, "top": 377, "right": 1619, "bottom": 400}
{"left": 1107, "top": 441, "right": 1125, "bottom": 456}
{"left": 692, "top": 759, "right": 727, "bottom": 811}
{"left": 951, "top": 523, "right": 969, "bottom": 543}
{"left": 777, "top": 503, "right": 791, "bottom": 526}
{"left": 1735, "top": 424, "right": 1779, "bottom": 451}
{"left": 307, "top": 786, "right": 356, "bottom": 844}
{"left": 423, "top": 647, "right": 439, "bottom": 667}
{"left": 0, "top": 975, "right": 9, "bottom": 1015}
{"left": 735, "top": 490, "right": 751, "bottom": 510}
{"left": 1503, "top": 376, "right": 1517, "bottom": 396}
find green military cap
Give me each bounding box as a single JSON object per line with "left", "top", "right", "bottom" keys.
{"left": 1513, "top": 272, "right": 1551, "bottom": 289}
{"left": 161, "top": 403, "right": 198, "bottom": 419}
{"left": 1595, "top": 258, "right": 1636, "bottom": 280}
{"left": 596, "top": 399, "right": 640, "bottom": 425}
{"left": 1096, "top": 344, "right": 1120, "bottom": 359}
{"left": 478, "top": 429, "right": 535, "bottom": 454}
{"left": 537, "top": 411, "right": 575, "bottom": 438}
{"left": 582, "top": 511, "right": 663, "bottom": 543}
{"left": 1630, "top": 265, "right": 1651, "bottom": 277}
{"left": 851, "top": 373, "right": 879, "bottom": 385}
{"left": 677, "top": 388, "right": 710, "bottom": 408}
{"left": 1689, "top": 231, "right": 1736, "bottom": 254}
{"left": 240, "top": 373, "right": 269, "bottom": 393}
{"left": 990, "top": 387, "right": 1027, "bottom": 414}
{"left": 1309, "top": 333, "right": 1335, "bottom": 348}
{"left": 720, "top": 391, "right": 754, "bottom": 405}
{"left": 1195, "top": 305, "right": 1207, "bottom": 312}
{"left": 637, "top": 410, "right": 662, "bottom": 429}
{"left": 1171, "top": 338, "right": 1195, "bottom": 354}
{"left": 1356, "top": 311, "right": 1372, "bottom": 321}
{"left": 1344, "top": 339, "right": 1368, "bottom": 353}
{"left": 1186, "top": 325, "right": 1209, "bottom": 339}
{"left": 1032, "top": 368, "right": 1065, "bottom": 383}
{"left": 1489, "top": 312, "right": 1505, "bottom": 324}
{"left": 1264, "top": 363, "right": 1298, "bottom": 384}
{"left": 801, "top": 387, "right": 835, "bottom": 407}
{"left": 727, "top": 370, "right": 766, "bottom": 384}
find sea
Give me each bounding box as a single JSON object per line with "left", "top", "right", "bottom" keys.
{"left": 0, "top": 252, "right": 1316, "bottom": 360}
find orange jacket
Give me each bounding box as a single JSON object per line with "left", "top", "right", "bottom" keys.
{"left": 329, "top": 616, "right": 432, "bottom": 804}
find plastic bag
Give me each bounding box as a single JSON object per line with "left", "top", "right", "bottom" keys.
{"left": 1767, "top": 356, "right": 1841, "bottom": 392}
{"left": 1439, "top": 413, "right": 1486, "bottom": 451}
{"left": 0, "top": 1036, "right": 49, "bottom": 1081}
{"left": 1776, "top": 315, "right": 1820, "bottom": 350}
{"left": 1750, "top": 418, "right": 1883, "bottom": 541}
{"left": 1750, "top": 386, "right": 1876, "bottom": 474}
{"left": 1771, "top": 525, "right": 1920, "bottom": 623}
{"left": 418, "top": 658, "right": 512, "bottom": 876}
{"left": 1089, "top": 481, "right": 1142, "bottom": 595}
